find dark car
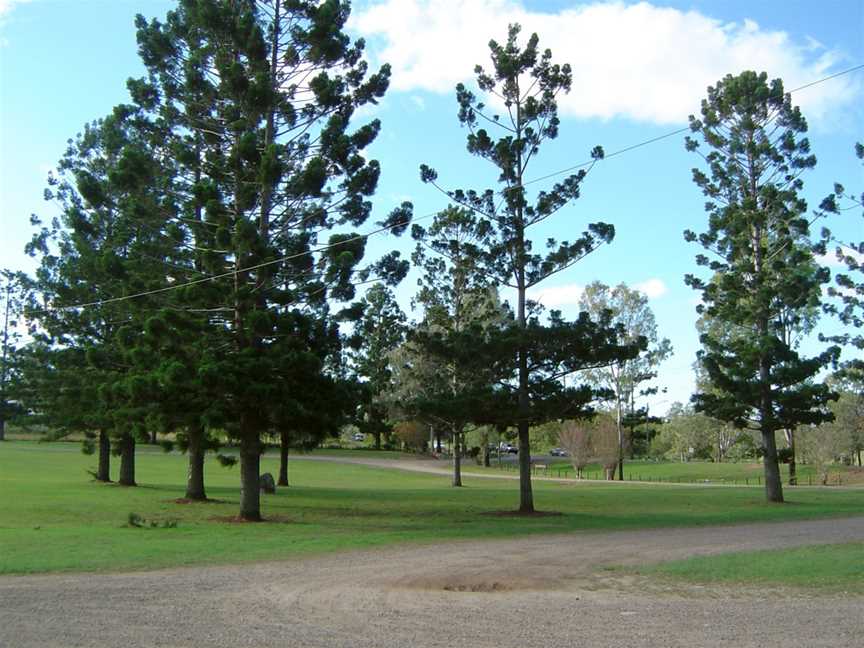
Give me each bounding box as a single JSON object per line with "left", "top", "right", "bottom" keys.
{"left": 550, "top": 447, "right": 568, "bottom": 457}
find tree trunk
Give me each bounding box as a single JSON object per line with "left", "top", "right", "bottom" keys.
{"left": 96, "top": 429, "right": 111, "bottom": 482}
{"left": 616, "top": 391, "right": 625, "bottom": 480}
{"left": 517, "top": 419, "right": 533, "bottom": 511}
{"left": 239, "top": 435, "right": 262, "bottom": 521}
{"left": 858, "top": 449, "right": 862, "bottom": 467}
{"left": 373, "top": 430, "right": 381, "bottom": 450}
{"left": 516, "top": 251, "right": 534, "bottom": 511}
{"left": 452, "top": 429, "right": 462, "bottom": 487}
{"left": 605, "top": 466, "right": 615, "bottom": 480}
{"left": 185, "top": 425, "right": 206, "bottom": 500}
{"left": 278, "top": 429, "right": 289, "bottom": 487}
{"left": 0, "top": 416, "right": 5, "bottom": 441}
{"left": 761, "top": 429, "right": 784, "bottom": 502}
{"left": 785, "top": 428, "right": 797, "bottom": 486}
{"left": 118, "top": 433, "right": 136, "bottom": 487}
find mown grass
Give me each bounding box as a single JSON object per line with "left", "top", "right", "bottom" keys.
{"left": 485, "top": 457, "right": 863, "bottom": 485}
{"left": 1, "top": 441, "right": 862, "bottom": 575}
{"left": 637, "top": 542, "right": 864, "bottom": 593}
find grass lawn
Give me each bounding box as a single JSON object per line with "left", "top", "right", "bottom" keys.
{"left": 636, "top": 542, "right": 864, "bottom": 593}
{"left": 485, "top": 457, "right": 863, "bottom": 486}
{"left": 1, "top": 440, "right": 862, "bottom": 575}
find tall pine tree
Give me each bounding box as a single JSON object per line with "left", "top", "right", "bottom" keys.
{"left": 420, "top": 25, "right": 637, "bottom": 512}
{"left": 684, "top": 71, "right": 839, "bottom": 503}
{"left": 132, "top": 0, "right": 407, "bottom": 519}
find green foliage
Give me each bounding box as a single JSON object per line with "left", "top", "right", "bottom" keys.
{"left": 651, "top": 402, "right": 745, "bottom": 462}
{"left": 684, "top": 71, "right": 840, "bottom": 501}
{"left": 821, "top": 142, "right": 863, "bottom": 352}
{"left": 420, "top": 24, "right": 637, "bottom": 510}
{"left": 21, "top": 0, "right": 412, "bottom": 517}
{"left": 349, "top": 284, "right": 406, "bottom": 449}
{"left": 0, "top": 272, "right": 28, "bottom": 441}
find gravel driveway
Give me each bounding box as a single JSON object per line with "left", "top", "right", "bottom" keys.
{"left": 2, "top": 516, "right": 863, "bottom": 648}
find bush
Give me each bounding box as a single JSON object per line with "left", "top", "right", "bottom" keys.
{"left": 393, "top": 421, "right": 428, "bottom": 452}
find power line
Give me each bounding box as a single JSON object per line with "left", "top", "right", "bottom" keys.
{"left": 35, "top": 62, "right": 863, "bottom": 314}
{"left": 522, "top": 63, "right": 864, "bottom": 188}
{"left": 39, "top": 210, "right": 435, "bottom": 313}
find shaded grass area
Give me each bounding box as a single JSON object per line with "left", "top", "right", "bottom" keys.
{"left": 1, "top": 441, "right": 862, "bottom": 575}
{"left": 636, "top": 543, "right": 864, "bottom": 593}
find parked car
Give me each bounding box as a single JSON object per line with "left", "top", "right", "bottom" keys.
{"left": 550, "top": 447, "right": 568, "bottom": 457}
{"left": 499, "top": 443, "right": 518, "bottom": 454}
{"left": 352, "top": 432, "right": 365, "bottom": 442}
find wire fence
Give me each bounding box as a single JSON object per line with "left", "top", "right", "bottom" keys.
{"left": 490, "top": 460, "right": 853, "bottom": 487}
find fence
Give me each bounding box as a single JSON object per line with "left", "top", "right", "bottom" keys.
{"left": 491, "top": 461, "right": 848, "bottom": 486}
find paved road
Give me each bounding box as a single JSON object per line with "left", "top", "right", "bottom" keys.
{"left": 2, "top": 516, "right": 863, "bottom": 648}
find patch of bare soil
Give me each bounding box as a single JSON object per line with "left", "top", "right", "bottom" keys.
{"left": 171, "top": 497, "right": 226, "bottom": 504}
{"left": 209, "top": 514, "right": 294, "bottom": 524}
{"left": 480, "top": 509, "right": 563, "bottom": 517}
{"left": 394, "top": 574, "right": 557, "bottom": 593}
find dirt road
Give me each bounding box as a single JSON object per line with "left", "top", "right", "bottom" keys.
{"left": 2, "top": 516, "right": 863, "bottom": 648}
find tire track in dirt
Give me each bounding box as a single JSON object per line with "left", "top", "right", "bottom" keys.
{"left": 2, "top": 516, "right": 863, "bottom": 647}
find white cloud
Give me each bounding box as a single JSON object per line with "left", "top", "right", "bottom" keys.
{"left": 527, "top": 282, "right": 584, "bottom": 307}
{"left": 817, "top": 246, "right": 864, "bottom": 268}
{"left": 350, "top": 0, "right": 860, "bottom": 125}
{"left": 0, "top": 0, "right": 31, "bottom": 19}
{"left": 633, "top": 278, "right": 668, "bottom": 299}
{"left": 409, "top": 95, "right": 426, "bottom": 110}
{"left": 528, "top": 277, "right": 667, "bottom": 307}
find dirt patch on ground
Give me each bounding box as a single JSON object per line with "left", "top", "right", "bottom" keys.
{"left": 480, "top": 509, "right": 564, "bottom": 517}
{"left": 171, "top": 498, "right": 226, "bottom": 505}
{"left": 3, "top": 516, "right": 863, "bottom": 648}
{"left": 393, "top": 574, "right": 559, "bottom": 593}
{"left": 208, "top": 514, "right": 294, "bottom": 524}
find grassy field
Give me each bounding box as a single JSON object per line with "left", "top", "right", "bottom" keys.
{"left": 487, "top": 457, "right": 864, "bottom": 486}
{"left": 637, "top": 542, "right": 864, "bottom": 593}
{"left": 1, "top": 440, "right": 862, "bottom": 575}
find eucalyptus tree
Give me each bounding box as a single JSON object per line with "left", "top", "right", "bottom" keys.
{"left": 684, "top": 71, "right": 839, "bottom": 503}
{"left": 420, "top": 25, "right": 636, "bottom": 511}
{"left": 578, "top": 282, "right": 672, "bottom": 478}
{"left": 132, "top": 0, "right": 407, "bottom": 519}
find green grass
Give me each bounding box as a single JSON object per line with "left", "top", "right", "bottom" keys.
{"left": 637, "top": 542, "right": 864, "bottom": 593}
{"left": 1, "top": 440, "right": 862, "bottom": 575}
{"left": 484, "top": 458, "right": 861, "bottom": 486}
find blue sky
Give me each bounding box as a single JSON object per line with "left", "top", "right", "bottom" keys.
{"left": 1, "top": 0, "right": 862, "bottom": 413}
